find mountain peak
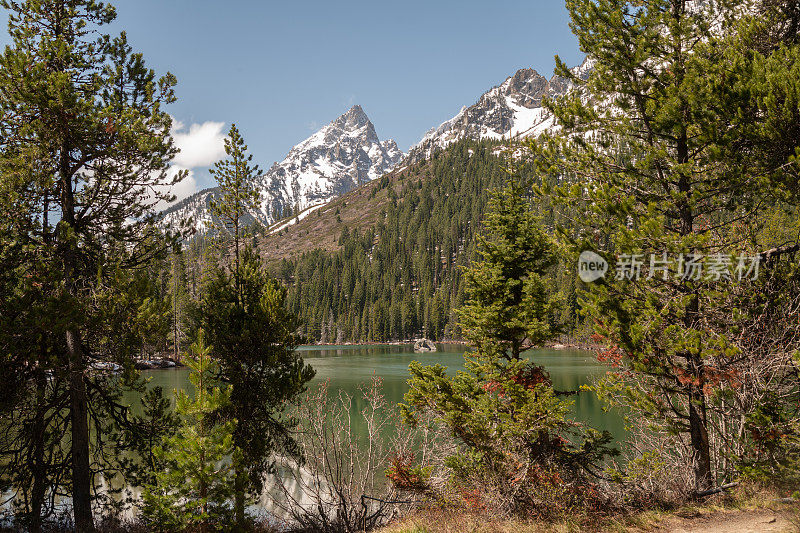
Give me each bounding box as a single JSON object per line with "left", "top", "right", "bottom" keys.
{"left": 258, "top": 103, "right": 401, "bottom": 219}
{"left": 507, "top": 67, "right": 545, "bottom": 87}
{"left": 336, "top": 104, "right": 372, "bottom": 130}
{"left": 161, "top": 103, "right": 404, "bottom": 233}
{"left": 407, "top": 60, "right": 591, "bottom": 163}
{"left": 346, "top": 104, "right": 366, "bottom": 117}
{"left": 493, "top": 68, "right": 549, "bottom": 108}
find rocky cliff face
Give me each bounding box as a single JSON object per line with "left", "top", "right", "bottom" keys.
{"left": 406, "top": 58, "right": 593, "bottom": 163}
{"left": 255, "top": 105, "right": 403, "bottom": 221}
{"left": 162, "top": 59, "right": 595, "bottom": 234}
{"left": 161, "top": 105, "right": 403, "bottom": 233}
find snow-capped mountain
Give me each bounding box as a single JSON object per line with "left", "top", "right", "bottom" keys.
{"left": 161, "top": 187, "right": 218, "bottom": 235}
{"left": 161, "top": 105, "right": 403, "bottom": 232}
{"left": 406, "top": 58, "right": 592, "bottom": 163}
{"left": 254, "top": 105, "right": 403, "bottom": 221}
{"left": 162, "top": 61, "right": 594, "bottom": 235}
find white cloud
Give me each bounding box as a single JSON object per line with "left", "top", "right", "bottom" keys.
{"left": 166, "top": 165, "right": 197, "bottom": 203}
{"left": 153, "top": 165, "right": 197, "bottom": 212}
{"left": 151, "top": 118, "right": 228, "bottom": 212}
{"left": 172, "top": 119, "right": 227, "bottom": 168}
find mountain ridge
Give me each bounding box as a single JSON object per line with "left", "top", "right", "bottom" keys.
{"left": 163, "top": 59, "right": 592, "bottom": 234}
{"left": 161, "top": 105, "right": 403, "bottom": 233}
{"left": 406, "top": 57, "right": 592, "bottom": 164}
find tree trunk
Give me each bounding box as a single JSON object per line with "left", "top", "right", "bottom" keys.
{"left": 200, "top": 446, "right": 208, "bottom": 533}
{"left": 234, "top": 463, "right": 247, "bottom": 531}
{"left": 689, "top": 383, "right": 712, "bottom": 493}
{"left": 58, "top": 141, "right": 95, "bottom": 530}
{"left": 683, "top": 290, "right": 712, "bottom": 493}
{"left": 675, "top": 97, "right": 712, "bottom": 492}
{"left": 67, "top": 330, "right": 95, "bottom": 533}
{"left": 234, "top": 214, "right": 241, "bottom": 304}
{"left": 29, "top": 369, "right": 47, "bottom": 533}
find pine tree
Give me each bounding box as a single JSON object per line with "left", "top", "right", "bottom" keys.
{"left": 196, "top": 246, "right": 315, "bottom": 528}
{"left": 209, "top": 124, "right": 262, "bottom": 298}
{"left": 0, "top": 1, "right": 183, "bottom": 529}
{"left": 141, "top": 330, "right": 238, "bottom": 532}
{"left": 204, "top": 122, "right": 314, "bottom": 529}
{"left": 401, "top": 177, "right": 614, "bottom": 517}
{"left": 0, "top": 202, "right": 68, "bottom": 533}
{"left": 534, "top": 0, "right": 800, "bottom": 492}
{"left": 457, "top": 179, "right": 558, "bottom": 359}
{"left": 119, "top": 386, "right": 180, "bottom": 490}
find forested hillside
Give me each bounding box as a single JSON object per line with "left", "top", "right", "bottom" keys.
{"left": 255, "top": 138, "right": 579, "bottom": 343}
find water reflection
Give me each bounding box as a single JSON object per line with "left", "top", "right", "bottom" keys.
{"left": 143, "top": 344, "right": 625, "bottom": 448}
{"left": 7, "top": 344, "right": 624, "bottom": 521}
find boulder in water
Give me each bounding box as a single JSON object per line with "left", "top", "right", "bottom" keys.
{"left": 413, "top": 339, "right": 437, "bottom": 353}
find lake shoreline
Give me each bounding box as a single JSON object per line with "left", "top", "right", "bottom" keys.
{"left": 302, "top": 340, "right": 604, "bottom": 351}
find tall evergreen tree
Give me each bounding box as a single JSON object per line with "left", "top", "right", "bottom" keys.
{"left": 0, "top": 1, "right": 183, "bottom": 528}
{"left": 0, "top": 197, "right": 67, "bottom": 532}
{"left": 402, "top": 178, "right": 613, "bottom": 517}
{"left": 202, "top": 121, "right": 314, "bottom": 527}
{"left": 196, "top": 247, "right": 315, "bottom": 528}
{"left": 141, "top": 331, "right": 238, "bottom": 533}
{"left": 458, "top": 178, "right": 559, "bottom": 360}
{"left": 208, "top": 123, "right": 261, "bottom": 296}
{"left": 534, "top": 0, "right": 800, "bottom": 492}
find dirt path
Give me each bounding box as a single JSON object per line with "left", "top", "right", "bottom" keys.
{"left": 655, "top": 509, "right": 795, "bottom": 533}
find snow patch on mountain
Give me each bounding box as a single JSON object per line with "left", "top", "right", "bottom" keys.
{"left": 267, "top": 202, "right": 326, "bottom": 235}
{"left": 407, "top": 58, "right": 593, "bottom": 163}
{"left": 161, "top": 105, "right": 403, "bottom": 234}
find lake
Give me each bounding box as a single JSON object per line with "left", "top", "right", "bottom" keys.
{"left": 1, "top": 344, "right": 624, "bottom": 524}
{"left": 141, "top": 343, "right": 626, "bottom": 446}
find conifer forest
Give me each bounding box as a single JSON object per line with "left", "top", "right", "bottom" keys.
{"left": 1, "top": 1, "right": 800, "bottom": 531}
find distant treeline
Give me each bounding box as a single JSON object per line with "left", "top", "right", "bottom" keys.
{"left": 262, "top": 138, "right": 582, "bottom": 343}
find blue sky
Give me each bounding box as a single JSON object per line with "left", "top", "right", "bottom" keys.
{"left": 1, "top": 0, "right": 582, "bottom": 200}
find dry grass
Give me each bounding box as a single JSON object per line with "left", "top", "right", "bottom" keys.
{"left": 379, "top": 508, "right": 587, "bottom": 533}
{"left": 379, "top": 483, "right": 799, "bottom": 533}
{"left": 258, "top": 165, "right": 421, "bottom": 264}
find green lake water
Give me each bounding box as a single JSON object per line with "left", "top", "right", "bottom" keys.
{"left": 141, "top": 343, "right": 626, "bottom": 447}
{"left": 1, "top": 344, "right": 625, "bottom": 522}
